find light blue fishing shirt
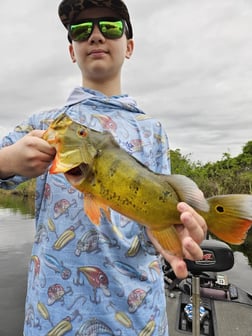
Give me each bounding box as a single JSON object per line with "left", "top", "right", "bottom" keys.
{"left": 0, "top": 87, "right": 171, "bottom": 336}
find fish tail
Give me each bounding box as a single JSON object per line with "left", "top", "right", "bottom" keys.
{"left": 206, "top": 194, "right": 252, "bottom": 245}
{"left": 150, "top": 225, "right": 183, "bottom": 257}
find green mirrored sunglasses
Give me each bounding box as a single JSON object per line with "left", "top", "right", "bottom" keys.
{"left": 69, "top": 17, "right": 127, "bottom": 42}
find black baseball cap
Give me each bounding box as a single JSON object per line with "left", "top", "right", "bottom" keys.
{"left": 58, "top": 0, "right": 133, "bottom": 39}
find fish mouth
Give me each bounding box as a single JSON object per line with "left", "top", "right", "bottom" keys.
{"left": 66, "top": 166, "right": 84, "bottom": 176}
{"left": 64, "top": 163, "right": 90, "bottom": 184}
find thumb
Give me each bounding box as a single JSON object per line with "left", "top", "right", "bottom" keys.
{"left": 29, "top": 129, "right": 46, "bottom": 138}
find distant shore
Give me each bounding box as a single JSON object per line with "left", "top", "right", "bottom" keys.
{"left": 0, "top": 179, "right": 35, "bottom": 198}
{"left": 0, "top": 183, "right": 35, "bottom": 215}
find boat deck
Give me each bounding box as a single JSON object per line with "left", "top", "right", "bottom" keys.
{"left": 214, "top": 301, "right": 252, "bottom": 336}
{"left": 166, "top": 291, "right": 252, "bottom": 336}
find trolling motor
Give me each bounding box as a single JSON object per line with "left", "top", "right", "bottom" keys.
{"left": 164, "top": 239, "right": 235, "bottom": 336}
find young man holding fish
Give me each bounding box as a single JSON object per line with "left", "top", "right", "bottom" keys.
{"left": 0, "top": 1, "right": 207, "bottom": 335}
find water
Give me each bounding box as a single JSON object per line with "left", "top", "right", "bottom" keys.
{"left": 0, "top": 195, "right": 252, "bottom": 335}
{"left": 0, "top": 205, "right": 34, "bottom": 336}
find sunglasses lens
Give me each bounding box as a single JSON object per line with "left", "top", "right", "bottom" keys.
{"left": 69, "top": 19, "right": 124, "bottom": 42}
{"left": 70, "top": 22, "right": 93, "bottom": 41}
{"left": 99, "top": 20, "right": 124, "bottom": 39}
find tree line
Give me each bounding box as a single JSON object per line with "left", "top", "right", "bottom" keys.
{"left": 170, "top": 140, "right": 252, "bottom": 197}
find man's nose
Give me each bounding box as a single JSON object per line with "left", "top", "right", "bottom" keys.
{"left": 89, "top": 25, "right": 105, "bottom": 43}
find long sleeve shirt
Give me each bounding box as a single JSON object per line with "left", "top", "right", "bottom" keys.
{"left": 0, "top": 87, "right": 171, "bottom": 336}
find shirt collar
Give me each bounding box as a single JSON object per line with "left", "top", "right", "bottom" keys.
{"left": 66, "top": 87, "right": 131, "bottom": 105}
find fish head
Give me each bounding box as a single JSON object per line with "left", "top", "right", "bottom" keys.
{"left": 43, "top": 113, "right": 100, "bottom": 179}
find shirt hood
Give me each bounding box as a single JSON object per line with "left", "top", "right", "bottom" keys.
{"left": 65, "top": 87, "right": 145, "bottom": 114}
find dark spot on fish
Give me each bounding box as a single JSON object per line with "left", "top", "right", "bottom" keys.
{"left": 109, "top": 160, "right": 120, "bottom": 177}
{"left": 216, "top": 205, "right": 224, "bottom": 213}
{"left": 122, "top": 199, "right": 131, "bottom": 206}
{"left": 129, "top": 179, "right": 141, "bottom": 195}
{"left": 159, "top": 190, "right": 172, "bottom": 203}
{"left": 100, "top": 185, "right": 109, "bottom": 197}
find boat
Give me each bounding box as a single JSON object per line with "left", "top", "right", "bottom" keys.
{"left": 2, "top": 231, "right": 252, "bottom": 335}
{"left": 163, "top": 239, "right": 252, "bottom": 336}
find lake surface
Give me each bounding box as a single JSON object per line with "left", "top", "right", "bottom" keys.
{"left": 0, "top": 194, "right": 252, "bottom": 335}
{"left": 0, "top": 208, "right": 34, "bottom": 336}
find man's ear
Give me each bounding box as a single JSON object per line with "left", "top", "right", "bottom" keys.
{"left": 69, "top": 44, "right": 76, "bottom": 63}
{"left": 125, "top": 39, "right": 134, "bottom": 59}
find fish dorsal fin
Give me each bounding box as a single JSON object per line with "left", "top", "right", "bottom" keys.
{"left": 165, "top": 174, "right": 209, "bottom": 212}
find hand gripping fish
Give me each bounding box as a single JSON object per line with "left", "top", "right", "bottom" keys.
{"left": 43, "top": 113, "right": 252, "bottom": 257}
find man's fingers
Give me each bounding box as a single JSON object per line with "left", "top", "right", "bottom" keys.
{"left": 163, "top": 253, "right": 188, "bottom": 279}
{"left": 178, "top": 202, "right": 207, "bottom": 243}
{"left": 182, "top": 237, "right": 203, "bottom": 261}
{"left": 28, "top": 130, "right": 56, "bottom": 157}
{"left": 147, "top": 229, "right": 189, "bottom": 279}
{"left": 29, "top": 130, "right": 46, "bottom": 138}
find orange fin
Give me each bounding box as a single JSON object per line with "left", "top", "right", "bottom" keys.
{"left": 84, "top": 193, "right": 111, "bottom": 226}
{"left": 207, "top": 194, "right": 252, "bottom": 244}
{"left": 150, "top": 225, "right": 183, "bottom": 257}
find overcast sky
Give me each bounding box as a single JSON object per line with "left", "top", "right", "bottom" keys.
{"left": 1, "top": 0, "right": 252, "bottom": 163}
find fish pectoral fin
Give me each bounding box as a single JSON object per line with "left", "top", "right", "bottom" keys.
{"left": 165, "top": 174, "right": 209, "bottom": 212}
{"left": 84, "top": 193, "right": 110, "bottom": 226}
{"left": 150, "top": 225, "right": 183, "bottom": 257}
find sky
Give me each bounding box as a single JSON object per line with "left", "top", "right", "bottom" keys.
{"left": 0, "top": 0, "right": 252, "bottom": 163}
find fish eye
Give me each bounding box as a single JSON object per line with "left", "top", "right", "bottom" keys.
{"left": 216, "top": 205, "right": 224, "bottom": 213}
{"left": 78, "top": 127, "right": 87, "bottom": 137}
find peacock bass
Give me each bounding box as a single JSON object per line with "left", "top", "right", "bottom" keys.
{"left": 43, "top": 113, "right": 252, "bottom": 257}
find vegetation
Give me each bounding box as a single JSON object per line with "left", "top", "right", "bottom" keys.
{"left": 170, "top": 140, "right": 252, "bottom": 197}
{"left": 0, "top": 178, "right": 36, "bottom": 197}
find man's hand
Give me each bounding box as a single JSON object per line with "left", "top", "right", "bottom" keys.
{"left": 0, "top": 130, "right": 56, "bottom": 179}
{"left": 147, "top": 202, "right": 207, "bottom": 279}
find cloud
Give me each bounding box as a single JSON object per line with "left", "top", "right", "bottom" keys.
{"left": 0, "top": 0, "right": 252, "bottom": 163}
